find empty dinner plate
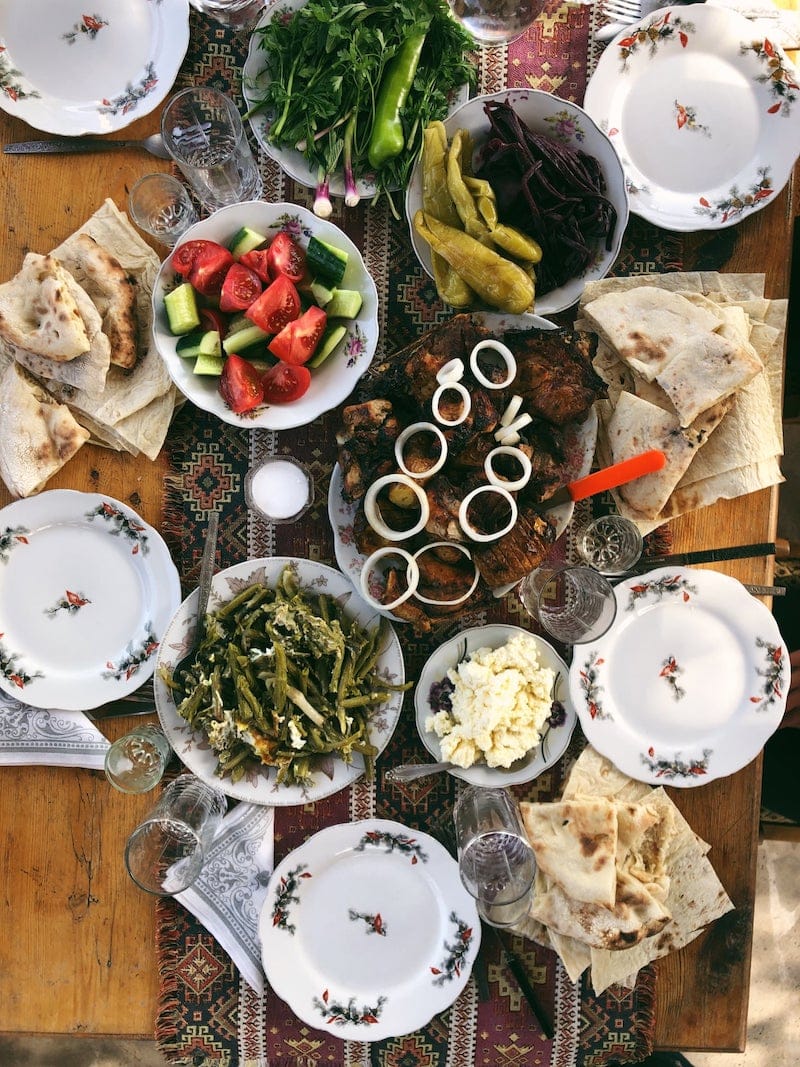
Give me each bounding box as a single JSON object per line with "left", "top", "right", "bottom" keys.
{"left": 584, "top": 4, "right": 800, "bottom": 231}
{"left": 569, "top": 567, "right": 790, "bottom": 785}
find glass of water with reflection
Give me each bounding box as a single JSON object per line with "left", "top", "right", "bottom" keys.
{"left": 447, "top": 0, "right": 546, "bottom": 44}
{"left": 161, "top": 87, "right": 262, "bottom": 212}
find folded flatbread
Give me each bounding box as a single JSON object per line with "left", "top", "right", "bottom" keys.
{"left": 654, "top": 331, "right": 762, "bottom": 427}
{"left": 53, "top": 233, "right": 139, "bottom": 370}
{"left": 0, "top": 361, "right": 90, "bottom": 498}
{"left": 0, "top": 253, "right": 91, "bottom": 362}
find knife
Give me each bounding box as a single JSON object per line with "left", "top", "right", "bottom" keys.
{"left": 542, "top": 449, "right": 666, "bottom": 511}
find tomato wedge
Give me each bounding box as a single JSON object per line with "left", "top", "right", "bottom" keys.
{"left": 173, "top": 240, "right": 235, "bottom": 296}
{"left": 172, "top": 240, "right": 213, "bottom": 278}
{"left": 268, "top": 305, "right": 327, "bottom": 366}
{"left": 199, "top": 307, "right": 228, "bottom": 338}
{"left": 262, "top": 361, "right": 312, "bottom": 404}
{"left": 219, "top": 263, "right": 263, "bottom": 313}
{"left": 219, "top": 354, "right": 264, "bottom": 414}
{"left": 245, "top": 275, "right": 301, "bottom": 334}
{"left": 238, "top": 249, "right": 272, "bottom": 284}
{"left": 266, "top": 231, "right": 308, "bottom": 285}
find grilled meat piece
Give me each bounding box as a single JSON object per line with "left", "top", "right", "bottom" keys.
{"left": 405, "top": 315, "right": 493, "bottom": 405}
{"left": 337, "top": 400, "right": 401, "bottom": 502}
{"left": 423, "top": 475, "right": 469, "bottom": 542}
{"left": 471, "top": 502, "right": 555, "bottom": 587}
{"left": 508, "top": 328, "right": 605, "bottom": 426}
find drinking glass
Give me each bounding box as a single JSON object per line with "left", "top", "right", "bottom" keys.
{"left": 127, "top": 173, "right": 197, "bottom": 247}
{"left": 104, "top": 723, "right": 172, "bottom": 794}
{"left": 518, "top": 562, "right": 617, "bottom": 645}
{"left": 453, "top": 785, "right": 536, "bottom": 927}
{"left": 447, "top": 0, "right": 547, "bottom": 45}
{"left": 161, "top": 87, "right": 262, "bottom": 212}
{"left": 189, "top": 0, "right": 266, "bottom": 31}
{"left": 244, "top": 457, "right": 314, "bottom": 524}
{"left": 124, "top": 775, "right": 227, "bottom": 895}
{"left": 576, "top": 514, "right": 644, "bottom": 576}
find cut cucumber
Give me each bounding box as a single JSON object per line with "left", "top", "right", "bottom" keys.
{"left": 308, "top": 323, "right": 347, "bottom": 368}
{"left": 193, "top": 352, "right": 225, "bottom": 375}
{"left": 229, "top": 225, "right": 267, "bottom": 258}
{"left": 309, "top": 279, "right": 335, "bottom": 307}
{"left": 226, "top": 312, "right": 252, "bottom": 335}
{"left": 176, "top": 331, "right": 205, "bottom": 359}
{"left": 176, "top": 329, "right": 221, "bottom": 359}
{"left": 164, "top": 282, "right": 201, "bottom": 335}
{"left": 306, "top": 236, "right": 348, "bottom": 287}
{"left": 223, "top": 323, "right": 269, "bottom": 354}
{"left": 325, "top": 288, "right": 362, "bottom": 319}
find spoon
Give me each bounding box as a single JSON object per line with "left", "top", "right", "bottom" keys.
{"left": 171, "top": 511, "right": 220, "bottom": 689}
{"left": 385, "top": 761, "right": 457, "bottom": 783}
{"left": 3, "top": 134, "right": 172, "bottom": 158}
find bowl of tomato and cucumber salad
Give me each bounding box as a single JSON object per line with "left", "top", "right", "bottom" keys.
{"left": 152, "top": 201, "right": 379, "bottom": 429}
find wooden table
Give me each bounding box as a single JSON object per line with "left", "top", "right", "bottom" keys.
{"left": 0, "top": 98, "right": 796, "bottom": 1053}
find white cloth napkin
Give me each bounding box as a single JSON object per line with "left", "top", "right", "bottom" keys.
{"left": 0, "top": 690, "right": 110, "bottom": 768}
{"left": 175, "top": 801, "right": 275, "bottom": 995}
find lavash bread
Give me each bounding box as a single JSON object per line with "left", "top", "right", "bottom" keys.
{"left": 0, "top": 253, "right": 91, "bottom": 362}
{"left": 0, "top": 362, "right": 90, "bottom": 498}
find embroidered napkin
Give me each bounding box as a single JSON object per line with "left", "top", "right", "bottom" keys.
{"left": 175, "top": 801, "right": 275, "bottom": 995}
{"left": 0, "top": 690, "right": 110, "bottom": 768}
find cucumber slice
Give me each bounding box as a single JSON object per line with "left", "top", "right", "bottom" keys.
{"left": 229, "top": 225, "right": 267, "bottom": 258}
{"left": 175, "top": 331, "right": 206, "bottom": 360}
{"left": 222, "top": 323, "right": 269, "bottom": 354}
{"left": 325, "top": 288, "right": 362, "bottom": 319}
{"left": 308, "top": 323, "right": 347, "bottom": 368}
{"left": 164, "top": 282, "right": 201, "bottom": 335}
{"left": 193, "top": 352, "right": 225, "bottom": 376}
{"left": 226, "top": 312, "right": 252, "bottom": 335}
{"left": 309, "top": 279, "right": 335, "bottom": 307}
{"left": 306, "top": 236, "right": 348, "bottom": 287}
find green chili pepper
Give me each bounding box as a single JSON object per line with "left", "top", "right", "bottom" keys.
{"left": 367, "top": 26, "right": 429, "bottom": 170}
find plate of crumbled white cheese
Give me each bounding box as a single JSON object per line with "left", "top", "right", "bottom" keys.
{"left": 415, "top": 624, "right": 576, "bottom": 786}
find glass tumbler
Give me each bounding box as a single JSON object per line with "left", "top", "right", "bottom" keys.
{"left": 124, "top": 775, "right": 227, "bottom": 895}
{"left": 244, "top": 457, "right": 314, "bottom": 524}
{"left": 453, "top": 785, "right": 536, "bottom": 927}
{"left": 576, "top": 514, "right": 644, "bottom": 576}
{"left": 518, "top": 563, "right": 618, "bottom": 645}
{"left": 104, "top": 723, "right": 171, "bottom": 794}
{"left": 189, "top": 0, "right": 266, "bottom": 30}
{"left": 447, "top": 0, "right": 547, "bottom": 45}
{"left": 161, "top": 87, "right": 262, "bottom": 212}
{"left": 127, "top": 173, "right": 197, "bottom": 247}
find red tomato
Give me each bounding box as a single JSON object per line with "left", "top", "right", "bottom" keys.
{"left": 219, "top": 263, "right": 263, "bottom": 313}
{"left": 199, "top": 307, "right": 228, "bottom": 338}
{"left": 219, "top": 354, "right": 264, "bottom": 414}
{"left": 261, "top": 361, "right": 312, "bottom": 404}
{"left": 172, "top": 240, "right": 212, "bottom": 278}
{"left": 268, "top": 305, "right": 327, "bottom": 366}
{"left": 245, "top": 275, "right": 301, "bottom": 334}
{"left": 266, "top": 231, "right": 308, "bottom": 285}
{"left": 238, "top": 249, "right": 272, "bottom": 284}
{"left": 190, "top": 244, "right": 235, "bottom": 297}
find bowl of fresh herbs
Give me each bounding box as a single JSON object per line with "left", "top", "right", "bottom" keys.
{"left": 242, "top": 0, "right": 475, "bottom": 216}
{"left": 406, "top": 89, "right": 630, "bottom": 315}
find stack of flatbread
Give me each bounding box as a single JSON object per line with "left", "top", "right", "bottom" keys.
{"left": 575, "top": 273, "right": 786, "bottom": 529}
{"left": 514, "top": 746, "right": 734, "bottom": 994}
{"left": 0, "top": 198, "right": 179, "bottom": 498}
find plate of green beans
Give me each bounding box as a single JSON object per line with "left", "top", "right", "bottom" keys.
{"left": 154, "top": 557, "right": 408, "bottom": 804}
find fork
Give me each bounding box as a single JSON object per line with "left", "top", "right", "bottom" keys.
{"left": 596, "top": 0, "right": 642, "bottom": 41}
{"left": 3, "top": 133, "right": 172, "bottom": 158}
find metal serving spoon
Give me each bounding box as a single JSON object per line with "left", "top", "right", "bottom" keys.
{"left": 385, "top": 761, "right": 457, "bottom": 783}
{"left": 170, "top": 511, "right": 220, "bottom": 689}
{"left": 4, "top": 133, "right": 172, "bottom": 158}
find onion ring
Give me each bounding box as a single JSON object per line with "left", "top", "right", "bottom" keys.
{"left": 469, "top": 339, "right": 516, "bottom": 389}
{"left": 359, "top": 547, "right": 420, "bottom": 612}
{"left": 363, "top": 474, "right": 430, "bottom": 541}
{"left": 432, "top": 381, "right": 471, "bottom": 426}
{"left": 484, "top": 445, "right": 532, "bottom": 492}
{"left": 435, "top": 358, "right": 465, "bottom": 385}
{"left": 412, "top": 541, "right": 481, "bottom": 606}
{"left": 458, "top": 484, "right": 518, "bottom": 543}
{"left": 394, "top": 422, "right": 448, "bottom": 480}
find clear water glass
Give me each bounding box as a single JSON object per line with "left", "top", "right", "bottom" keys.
{"left": 454, "top": 786, "right": 536, "bottom": 927}
{"left": 128, "top": 173, "right": 197, "bottom": 247}
{"left": 104, "top": 723, "right": 171, "bottom": 794}
{"left": 161, "top": 87, "right": 262, "bottom": 212}
{"left": 518, "top": 563, "right": 618, "bottom": 645}
{"left": 447, "top": 0, "right": 546, "bottom": 44}
{"left": 124, "top": 775, "right": 227, "bottom": 896}
{"left": 576, "top": 514, "right": 644, "bottom": 576}
{"left": 189, "top": 0, "right": 266, "bottom": 30}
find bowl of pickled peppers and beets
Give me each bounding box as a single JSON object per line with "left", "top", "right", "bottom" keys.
{"left": 152, "top": 200, "right": 379, "bottom": 430}
{"left": 406, "top": 89, "right": 630, "bottom": 317}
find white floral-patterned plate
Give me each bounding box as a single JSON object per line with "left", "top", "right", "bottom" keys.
{"left": 154, "top": 557, "right": 405, "bottom": 805}
{"left": 0, "top": 490, "right": 181, "bottom": 711}
{"left": 584, "top": 4, "right": 800, "bottom": 231}
{"left": 0, "top": 0, "right": 189, "bottom": 135}
{"left": 242, "top": 0, "right": 469, "bottom": 200}
{"left": 404, "top": 88, "right": 629, "bottom": 315}
{"left": 152, "top": 201, "right": 379, "bottom": 430}
{"left": 259, "top": 819, "right": 481, "bottom": 1039}
{"left": 414, "top": 624, "right": 577, "bottom": 786}
{"left": 328, "top": 311, "right": 598, "bottom": 619}
{"left": 569, "top": 567, "right": 790, "bottom": 786}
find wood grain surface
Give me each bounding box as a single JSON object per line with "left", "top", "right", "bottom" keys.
{"left": 0, "top": 101, "right": 796, "bottom": 1049}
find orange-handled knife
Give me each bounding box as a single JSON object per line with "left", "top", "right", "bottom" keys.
{"left": 544, "top": 449, "right": 667, "bottom": 509}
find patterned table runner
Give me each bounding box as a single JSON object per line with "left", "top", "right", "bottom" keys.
{"left": 154, "top": 6, "right": 679, "bottom": 1064}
